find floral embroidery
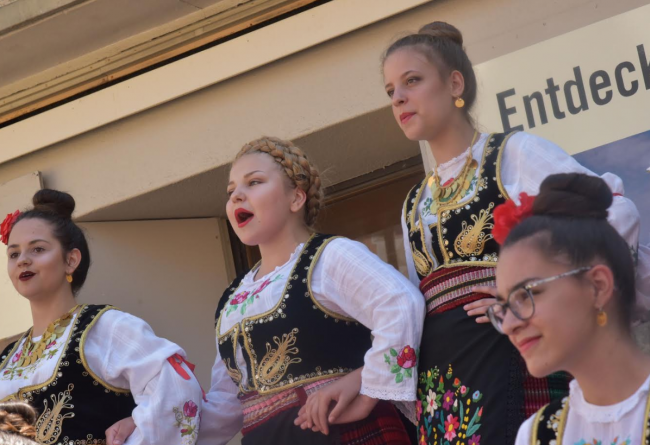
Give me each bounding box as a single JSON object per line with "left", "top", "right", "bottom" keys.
{"left": 226, "top": 274, "right": 283, "bottom": 316}
{"left": 422, "top": 197, "right": 434, "bottom": 218}
{"left": 418, "top": 365, "right": 484, "bottom": 444}
{"left": 173, "top": 400, "right": 200, "bottom": 445}
{"left": 384, "top": 345, "right": 418, "bottom": 383}
{"left": 574, "top": 438, "right": 631, "bottom": 445}
{"left": 1, "top": 341, "right": 60, "bottom": 381}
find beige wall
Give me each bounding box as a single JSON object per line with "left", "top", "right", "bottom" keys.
{"left": 77, "top": 218, "right": 230, "bottom": 388}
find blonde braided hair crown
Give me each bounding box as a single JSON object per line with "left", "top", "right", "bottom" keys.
{"left": 236, "top": 137, "right": 323, "bottom": 227}
{"left": 0, "top": 403, "right": 37, "bottom": 440}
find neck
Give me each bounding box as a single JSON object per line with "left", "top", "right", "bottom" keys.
{"left": 426, "top": 117, "right": 476, "bottom": 166}
{"left": 569, "top": 327, "right": 650, "bottom": 406}
{"left": 256, "top": 224, "right": 311, "bottom": 279}
{"left": 29, "top": 288, "right": 77, "bottom": 337}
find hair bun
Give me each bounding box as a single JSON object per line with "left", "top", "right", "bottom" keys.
{"left": 32, "top": 189, "right": 75, "bottom": 219}
{"left": 532, "top": 173, "right": 612, "bottom": 220}
{"left": 0, "top": 402, "right": 37, "bottom": 439}
{"left": 418, "top": 22, "right": 463, "bottom": 46}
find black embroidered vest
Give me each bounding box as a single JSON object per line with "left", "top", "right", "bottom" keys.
{"left": 0, "top": 305, "right": 136, "bottom": 445}
{"left": 531, "top": 394, "right": 650, "bottom": 444}
{"left": 403, "top": 132, "right": 517, "bottom": 282}
{"left": 215, "top": 234, "right": 373, "bottom": 396}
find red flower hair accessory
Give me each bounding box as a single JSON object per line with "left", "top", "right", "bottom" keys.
{"left": 492, "top": 193, "right": 536, "bottom": 245}
{"left": 1, "top": 210, "right": 20, "bottom": 245}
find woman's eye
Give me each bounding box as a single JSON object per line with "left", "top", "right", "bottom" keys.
{"left": 249, "top": 180, "right": 261, "bottom": 186}
{"left": 33, "top": 247, "right": 44, "bottom": 253}
{"left": 406, "top": 77, "right": 419, "bottom": 85}
{"left": 9, "top": 252, "right": 18, "bottom": 259}
{"left": 386, "top": 89, "right": 394, "bottom": 98}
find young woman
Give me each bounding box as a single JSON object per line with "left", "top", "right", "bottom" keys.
{"left": 488, "top": 172, "right": 650, "bottom": 444}
{"left": 194, "top": 136, "right": 425, "bottom": 445}
{"left": 380, "top": 21, "right": 648, "bottom": 445}
{"left": 0, "top": 190, "right": 204, "bottom": 445}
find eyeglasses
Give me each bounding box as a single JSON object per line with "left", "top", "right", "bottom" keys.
{"left": 487, "top": 266, "right": 593, "bottom": 334}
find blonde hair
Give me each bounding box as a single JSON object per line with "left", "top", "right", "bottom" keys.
{"left": 0, "top": 402, "right": 37, "bottom": 440}
{"left": 235, "top": 137, "right": 323, "bottom": 227}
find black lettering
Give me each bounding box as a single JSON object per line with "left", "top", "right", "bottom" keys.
{"left": 522, "top": 92, "right": 548, "bottom": 128}
{"left": 615, "top": 61, "right": 639, "bottom": 97}
{"left": 564, "top": 67, "right": 589, "bottom": 115}
{"left": 497, "top": 88, "right": 524, "bottom": 132}
{"left": 638, "top": 44, "right": 650, "bottom": 89}
{"left": 544, "top": 78, "right": 566, "bottom": 120}
{"left": 589, "top": 70, "right": 613, "bottom": 106}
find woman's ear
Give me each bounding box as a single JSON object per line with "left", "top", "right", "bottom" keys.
{"left": 65, "top": 248, "right": 82, "bottom": 276}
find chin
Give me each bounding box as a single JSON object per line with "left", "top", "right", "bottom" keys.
{"left": 523, "top": 354, "right": 560, "bottom": 379}
{"left": 401, "top": 126, "right": 425, "bottom": 142}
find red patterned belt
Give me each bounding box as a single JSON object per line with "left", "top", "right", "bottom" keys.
{"left": 420, "top": 266, "right": 496, "bottom": 315}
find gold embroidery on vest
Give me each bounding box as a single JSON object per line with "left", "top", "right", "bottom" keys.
{"left": 454, "top": 203, "right": 495, "bottom": 257}
{"left": 225, "top": 358, "right": 242, "bottom": 385}
{"left": 410, "top": 242, "right": 432, "bottom": 277}
{"left": 36, "top": 383, "right": 75, "bottom": 444}
{"left": 257, "top": 328, "right": 301, "bottom": 386}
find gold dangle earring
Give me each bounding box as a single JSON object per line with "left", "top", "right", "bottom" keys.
{"left": 596, "top": 307, "right": 608, "bottom": 327}
{"left": 454, "top": 97, "right": 465, "bottom": 108}
{"left": 66, "top": 274, "right": 73, "bottom": 283}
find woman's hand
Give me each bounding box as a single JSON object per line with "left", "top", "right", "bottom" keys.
{"left": 105, "top": 416, "right": 136, "bottom": 445}
{"left": 464, "top": 285, "right": 499, "bottom": 323}
{"left": 294, "top": 368, "right": 374, "bottom": 435}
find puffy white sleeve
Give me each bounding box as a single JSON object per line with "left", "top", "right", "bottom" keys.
{"left": 500, "top": 132, "right": 649, "bottom": 320}
{"left": 83, "top": 309, "right": 205, "bottom": 445}
{"left": 310, "top": 238, "right": 425, "bottom": 402}
{"left": 402, "top": 205, "right": 421, "bottom": 287}
{"left": 196, "top": 338, "right": 243, "bottom": 445}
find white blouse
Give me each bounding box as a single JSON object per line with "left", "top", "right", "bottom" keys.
{"left": 0, "top": 308, "right": 204, "bottom": 445}
{"left": 515, "top": 374, "right": 650, "bottom": 445}
{"left": 198, "top": 238, "right": 426, "bottom": 445}
{"left": 402, "top": 132, "right": 650, "bottom": 320}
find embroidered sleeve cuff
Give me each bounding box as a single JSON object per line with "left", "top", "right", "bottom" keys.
{"left": 359, "top": 384, "right": 416, "bottom": 402}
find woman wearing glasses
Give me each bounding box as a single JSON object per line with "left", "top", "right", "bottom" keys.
{"left": 488, "top": 173, "right": 650, "bottom": 444}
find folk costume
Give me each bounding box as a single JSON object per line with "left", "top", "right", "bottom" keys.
{"left": 402, "top": 131, "right": 646, "bottom": 445}
{"left": 0, "top": 304, "right": 204, "bottom": 445}
{"left": 199, "top": 235, "right": 425, "bottom": 445}
{"left": 515, "top": 374, "right": 650, "bottom": 445}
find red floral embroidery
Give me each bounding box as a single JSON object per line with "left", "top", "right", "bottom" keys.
{"left": 255, "top": 278, "right": 273, "bottom": 295}
{"left": 1, "top": 210, "right": 20, "bottom": 245}
{"left": 492, "top": 192, "right": 536, "bottom": 245}
{"left": 229, "top": 291, "right": 250, "bottom": 305}
{"left": 397, "top": 346, "right": 417, "bottom": 369}
{"left": 183, "top": 400, "right": 198, "bottom": 418}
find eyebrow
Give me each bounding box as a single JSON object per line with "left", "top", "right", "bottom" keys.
{"left": 384, "top": 70, "right": 418, "bottom": 89}
{"left": 7, "top": 239, "right": 51, "bottom": 249}
{"left": 227, "top": 170, "right": 265, "bottom": 187}
{"left": 508, "top": 277, "right": 541, "bottom": 294}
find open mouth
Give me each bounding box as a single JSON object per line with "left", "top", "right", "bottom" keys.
{"left": 234, "top": 208, "right": 255, "bottom": 228}
{"left": 19, "top": 271, "right": 35, "bottom": 281}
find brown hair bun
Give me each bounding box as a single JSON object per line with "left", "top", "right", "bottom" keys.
{"left": 418, "top": 21, "right": 463, "bottom": 46}
{"left": 533, "top": 173, "right": 612, "bottom": 220}
{"left": 32, "top": 189, "right": 75, "bottom": 220}
{"left": 0, "top": 402, "right": 37, "bottom": 439}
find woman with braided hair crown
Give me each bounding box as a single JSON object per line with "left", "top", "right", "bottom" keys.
{"left": 486, "top": 173, "right": 650, "bottom": 444}
{"left": 191, "top": 136, "right": 425, "bottom": 445}
{"left": 0, "top": 402, "right": 38, "bottom": 445}
{"left": 0, "top": 189, "right": 205, "bottom": 445}
{"left": 377, "top": 21, "right": 649, "bottom": 445}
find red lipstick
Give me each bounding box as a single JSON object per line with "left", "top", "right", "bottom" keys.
{"left": 234, "top": 208, "right": 255, "bottom": 228}
{"left": 19, "top": 271, "right": 35, "bottom": 282}
{"left": 400, "top": 112, "right": 415, "bottom": 124}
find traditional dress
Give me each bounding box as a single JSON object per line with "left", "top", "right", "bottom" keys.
{"left": 403, "top": 132, "right": 645, "bottom": 445}
{"left": 0, "top": 304, "right": 204, "bottom": 445}
{"left": 199, "top": 234, "right": 425, "bottom": 445}
{"left": 515, "top": 374, "right": 650, "bottom": 445}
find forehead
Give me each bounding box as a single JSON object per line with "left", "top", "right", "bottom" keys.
{"left": 230, "top": 152, "right": 279, "bottom": 178}
{"left": 8, "top": 218, "right": 54, "bottom": 243}
{"left": 383, "top": 47, "right": 438, "bottom": 80}
{"left": 496, "top": 241, "right": 549, "bottom": 290}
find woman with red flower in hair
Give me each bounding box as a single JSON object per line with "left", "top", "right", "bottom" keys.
{"left": 489, "top": 173, "right": 650, "bottom": 444}
{"left": 379, "top": 20, "right": 647, "bottom": 445}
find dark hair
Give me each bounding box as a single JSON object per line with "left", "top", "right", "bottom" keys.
{"left": 503, "top": 173, "right": 636, "bottom": 327}
{"left": 14, "top": 189, "right": 91, "bottom": 295}
{"left": 0, "top": 402, "right": 37, "bottom": 443}
{"left": 382, "top": 22, "right": 477, "bottom": 116}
